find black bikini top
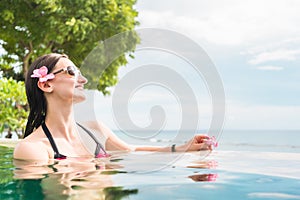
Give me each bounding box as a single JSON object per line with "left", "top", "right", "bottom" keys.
{"left": 41, "top": 122, "right": 109, "bottom": 160}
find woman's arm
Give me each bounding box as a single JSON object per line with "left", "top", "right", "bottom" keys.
{"left": 86, "top": 120, "right": 214, "bottom": 152}
{"left": 134, "top": 134, "right": 212, "bottom": 152}
{"left": 82, "top": 121, "right": 134, "bottom": 151}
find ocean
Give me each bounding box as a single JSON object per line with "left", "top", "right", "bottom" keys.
{"left": 114, "top": 129, "right": 300, "bottom": 153}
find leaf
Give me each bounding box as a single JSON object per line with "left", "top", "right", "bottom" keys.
{"left": 0, "top": 78, "right": 28, "bottom": 134}
{"left": 0, "top": 0, "right": 139, "bottom": 95}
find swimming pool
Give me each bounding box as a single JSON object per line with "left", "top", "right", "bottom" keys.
{"left": 1, "top": 144, "right": 299, "bottom": 200}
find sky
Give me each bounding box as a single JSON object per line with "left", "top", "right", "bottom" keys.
{"left": 77, "top": 0, "right": 300, "bottom": 131}
{"left": 0, "top": 1, "right": 298, "bottom": 131}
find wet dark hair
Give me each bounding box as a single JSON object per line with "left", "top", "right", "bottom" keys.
{"left": 24, "top": 53, "right": 68, "bottom": 138}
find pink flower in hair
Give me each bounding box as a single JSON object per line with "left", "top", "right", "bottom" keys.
{"left": 31, "top": 66, "right": 55, "bottom": 82}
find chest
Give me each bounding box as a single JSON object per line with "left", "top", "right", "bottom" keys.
{"left": 41, "top": 138, "right": 91, "bottom": 158}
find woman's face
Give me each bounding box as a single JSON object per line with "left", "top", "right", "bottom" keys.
{"left": 51, "top": 57, "right": 88, "bottom": 103}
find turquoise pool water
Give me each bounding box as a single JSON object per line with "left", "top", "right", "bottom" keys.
{"left": 1, "top": 143, "right": 300, "bottom": 200}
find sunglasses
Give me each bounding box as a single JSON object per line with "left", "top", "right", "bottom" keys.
{"left": 52, "top": 66, "right": 80, "bottom": 77}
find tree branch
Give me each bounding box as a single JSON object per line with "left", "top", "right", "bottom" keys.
{"left": 23, "top": 41, "right": 33, "bottom": 79}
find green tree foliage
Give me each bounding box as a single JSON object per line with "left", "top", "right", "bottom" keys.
{"left": 0, "top": 0, "right": 139, "bottom": 94}
{"left": 0, "top": 78, "right": 28, "bottom": 138}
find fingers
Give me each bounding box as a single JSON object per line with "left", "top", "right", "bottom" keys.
{"left": 191, "top": 143, "right": 211, "bottom": 151}
{"left": 194, "top": 134, "right": 210, "bottom": 143}
{"left": 180, "top": 134, "right": 218, "bottom": 152}
{"left": 194, "top": 135, "right": 218, "bottom": 147}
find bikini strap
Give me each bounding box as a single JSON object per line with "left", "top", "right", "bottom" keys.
{"left": 42, "top": 122, "right": 66, "bottom": 160}
{"left": 76, "top": 122, "right": 108, "bottom": 157}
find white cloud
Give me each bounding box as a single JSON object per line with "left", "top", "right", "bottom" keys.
{"left": 242, "top": 37, "right": 300, "bottom": 69}
{"left": 256, "top": 65, "right": 284, "bottom": 71}
{"left": 241, "top": 37, "right": 300, "bottom": 55}
{"left": 248, "top": 49, "right": 300, "bottom": 65}
{"left": 225, "top": 102, "right": 300, "bottom": 130}
{"left": 137, "top": 0, "right": 300, "bottom": 45}
{"left": 138, "top": 10, "right": 245, "bottom": 45}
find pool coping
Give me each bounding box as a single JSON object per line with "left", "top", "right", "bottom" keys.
{"left": 0, "top": 138, "right": 20, "bottom": 148}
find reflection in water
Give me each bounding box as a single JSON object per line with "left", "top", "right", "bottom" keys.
{"left": 186, "top": 160, "right": 218, "bottom": 169}
{"left": 104, "top": 187, "right": 138, "bottom": 200}
{"left": 1, "top": 179, "right": 45, "bottom": 199}
{"left": 188, "top": 173, "right": 218, "bottom": 182}
{"left": 0, "top": 146, "right": 14, "bottom": 184}
{"left": 2, "top": 146, "right": 300, "bottom": 199}
{"left": 11, "top": 155, "right": 139, "bottom": 200}
{"left": 186, "top": 159, "right": 218, "bottom": 182}
{"left": 1, "top": 179, "right": 138, "bottom": 200}
{"left": 0, "top": 146, "right": 44, "bottom": 199}
{"left": 1, "top": 146, "right": 220, "bottom": 200}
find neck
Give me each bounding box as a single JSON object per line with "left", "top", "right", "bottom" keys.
{"left": 44, "top": 98, "right": 77, "bottom": 141}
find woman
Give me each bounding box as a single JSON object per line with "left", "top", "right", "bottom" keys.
{"left": 13, "top": 53, "right": 217, "bottom": 161}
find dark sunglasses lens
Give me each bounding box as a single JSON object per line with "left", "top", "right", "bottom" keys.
{"left": 67, "top": 66, "right": 76, "bottom": 76}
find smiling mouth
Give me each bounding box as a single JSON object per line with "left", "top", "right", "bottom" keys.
{"left": 75, "top": 85, "right": 84, "bottom": 90}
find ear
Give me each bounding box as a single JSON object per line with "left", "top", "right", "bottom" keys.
{"left": 37, "top": 81, "right": 54, "bottom": 93}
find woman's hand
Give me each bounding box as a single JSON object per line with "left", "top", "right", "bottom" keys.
{"left": 176, "top": 135, "right": 218, "bottom": 152}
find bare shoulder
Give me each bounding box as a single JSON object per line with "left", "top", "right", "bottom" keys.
{"left": 13, "top": 132, "right": 50, "bottom": 161}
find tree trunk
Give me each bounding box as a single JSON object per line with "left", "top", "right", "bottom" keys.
{"left": 5, "top": 128, "right": 12, "bottom": 139}
{"left": 23, "top": 42, "right": 33, "bottom": 79}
